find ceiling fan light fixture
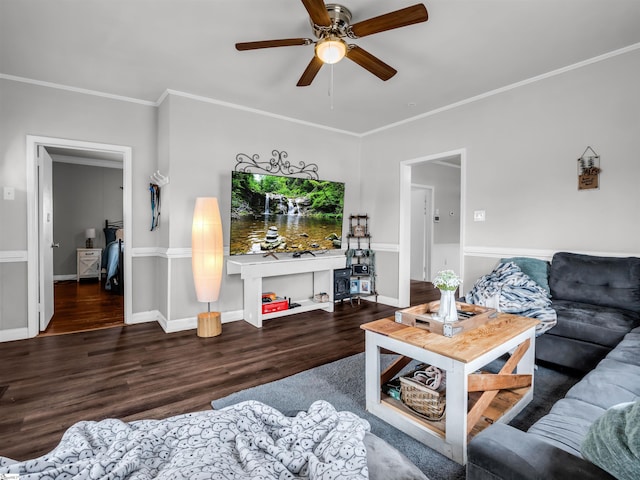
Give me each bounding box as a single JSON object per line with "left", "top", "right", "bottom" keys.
{"left": 315, "top": 36, "right": 347, "bottom": 64}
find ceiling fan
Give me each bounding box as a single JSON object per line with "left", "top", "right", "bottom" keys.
{"left": 235, "top": 1, "right": 428, "bottom": 87}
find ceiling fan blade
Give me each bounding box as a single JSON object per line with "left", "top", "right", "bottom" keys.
{"left": 345, "top": 46, "right": 397, "bottom": 81}
{"left": 236, "top": 38, "right": 313, "bottom": 51}
{"left": 350, "top": 4, "right": 428, "bottom": 38}
{"left": 301, "top": 0, "right": 332, "bottom": 27}
{"left": 297, "top": 56, "right": 324, "bottom": 87}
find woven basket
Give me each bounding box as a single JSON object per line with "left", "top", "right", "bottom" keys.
{"left": 400, "top": 371, "right": 446, "bottom": 421}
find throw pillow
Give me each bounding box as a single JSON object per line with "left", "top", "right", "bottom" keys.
{"left": 501, "top": 256, "right": 550, "bottom": 294}
{"left": 581, "top": 401, "right": 640, "bottom": 480}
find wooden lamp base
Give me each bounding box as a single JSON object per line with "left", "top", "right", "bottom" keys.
{"left": 197, "top": 311, "right": 222, "bottom": 337}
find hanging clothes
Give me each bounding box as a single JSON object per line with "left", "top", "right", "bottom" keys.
{"left": 150, "top": 183, "right": 161, "bottom": 231}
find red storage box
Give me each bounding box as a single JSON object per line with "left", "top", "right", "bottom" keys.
{"left": 262, "top": 298, "right": 289, "bottom": 314}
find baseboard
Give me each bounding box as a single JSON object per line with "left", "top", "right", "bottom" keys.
{"left": 53, "top": 274, "right": 77, "bottom": 281}
{"left": 159, "top": 309, "right": 243, "bottom": 333}
{"left": 129, "top": 310, "right": 162, "bottom": 325}
{"left": 357, "top": 294, "right": 400, "bottom": 308}
{"left": 0, "top": 327, "right": 30, "bottom": 342}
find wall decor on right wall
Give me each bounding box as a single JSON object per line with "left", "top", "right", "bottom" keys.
{"left": 577, "top": 146, "right": 601, "bottom": 190}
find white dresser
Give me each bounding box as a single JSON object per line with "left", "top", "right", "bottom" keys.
{"left": 77, "top": 248, "right": 102, "bottom": 282}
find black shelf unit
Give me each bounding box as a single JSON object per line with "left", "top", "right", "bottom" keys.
{"left": 346, "top": 215, "right": 377, "bottom": 303}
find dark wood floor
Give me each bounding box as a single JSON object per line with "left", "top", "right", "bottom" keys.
{"left": 0, "top": 281, "right": 438, "bottom": 461}
{"left": 40, "top": 280, "right": 124, "bottom": 336}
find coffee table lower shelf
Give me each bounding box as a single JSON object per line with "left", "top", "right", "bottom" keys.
{"left": 380, "top": 383, "right": 530, "bottom": 440}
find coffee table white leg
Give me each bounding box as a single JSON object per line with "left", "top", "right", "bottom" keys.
{"left": 517, "top": 329, "right": 536, "bottom": 376}
{"left": 364, "top": 331, "right": 382, "bottom": 410}
{"left": 444, "top": 361, "right": 469, "bottom": 465}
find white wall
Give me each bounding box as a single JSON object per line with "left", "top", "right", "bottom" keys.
{"left": 361, "top": 48, "right": 640, "bottom": 295}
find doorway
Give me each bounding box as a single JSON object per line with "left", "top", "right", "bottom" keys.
{"left": 26, "top": 136, "right": 132, "bottom": 338}
{"left": 410, "top": 185, "right": 433, "bottom": 282}
{"left": 398, "top": 149, "right": 465, "bottom": 308}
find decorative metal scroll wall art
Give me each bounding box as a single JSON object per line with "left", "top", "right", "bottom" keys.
{"left": 577, "top": 146, "right": 601, "bottom": 190}
{"left": 235, "top": 149, "right": 319, "bottom": 179}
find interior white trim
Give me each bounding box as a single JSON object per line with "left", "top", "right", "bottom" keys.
{"left": 130, "top": 247, "right": 191, "bottom": 258}
{"left": 464, "top": 246, "right": 640, "bottom": 260}
{"left": 160, "top": 310, "right": 251, "bottom": 334}
{"left": 399, "top": 149, "right": 466, "bottom": 308}
{"left": 160, "top": 89, "right": 360, "bottom": 137}
{"left": 50, "top": 153, "right": 124, "bottom": 170}
{"left": 0, "top": 327, "right": 29, "bottom": 343}
{"left": 0, "top": 73, "right": 156, "bottom": 106}
{"left": 53, "top": 274, "right": 77, "bottom": 281}
{"left": 130, "top": 247, "right": 164, "bottom": 257}
{"left": 131, "top": 246, "right": 230, "bottom": 258}
{"left": 370, "top": 243, "right": 399, "bottom": 253}
{"left": 26, "top": 135, "right": 133, "bottom": 338}
{"left": 0, "top": 251, "right": 28, "bottom": 262}
{"left": 130, "top": 310, "right": 163, "bottom": 325}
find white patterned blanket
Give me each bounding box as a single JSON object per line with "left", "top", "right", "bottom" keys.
{"left": 465, "top": 262, "right": 557, "bottom": 335}
{"left": 0, "top": 400, "right": 370, "bottom": 480}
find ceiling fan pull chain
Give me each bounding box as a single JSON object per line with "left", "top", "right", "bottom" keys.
{"left": 329, "top": 63, "right": 334, "bottom": 110}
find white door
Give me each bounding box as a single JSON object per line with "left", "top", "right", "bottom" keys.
{"left": 410, "top": 187, "right": 432, "bottom": 281}
{"left": 38, "top": 147, "right": 55, "bottom": 330}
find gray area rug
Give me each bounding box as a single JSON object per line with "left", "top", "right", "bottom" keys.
{"left": 213, "top": 353, "right": 580, "bottom": 480}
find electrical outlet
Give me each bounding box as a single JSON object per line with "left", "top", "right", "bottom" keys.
{"left": 473, "top": 210, "right": 486, "bottom": 222}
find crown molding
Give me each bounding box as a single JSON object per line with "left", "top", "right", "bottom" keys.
{"left": 158, "top": 89, "right": 360, "bottom": 137}
{"left": 0, "top": 73, "right": 157, "bottom": 107}
{"left": 361, "top": 42, "right": 640, "bottom": 136}
{"left": 3, "top": 41, "right": 639, "bottom": 137}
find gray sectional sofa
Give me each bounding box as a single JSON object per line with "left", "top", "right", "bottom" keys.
{"left": 536, "top": 252, "right": 640, "bottom": 372}
{"left": 467, "top": 252, "right": 640, "bottom": 480}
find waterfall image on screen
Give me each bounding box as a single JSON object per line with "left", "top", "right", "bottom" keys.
{"left": 230, "top": 171, "right": 345, "bottom": 255}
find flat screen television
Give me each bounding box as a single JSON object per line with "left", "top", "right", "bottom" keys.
{"left": 230, "top": 171, "right": 345, "bottom": 255}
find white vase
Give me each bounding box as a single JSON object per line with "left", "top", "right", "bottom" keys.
{"left": 438, "top": 289, "right": 458, "bottom": 323}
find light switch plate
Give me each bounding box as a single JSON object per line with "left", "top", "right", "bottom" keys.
{"left": 473, "top": 210, "right": 486, "bottom": 222}
{"left": 3, "top": 186, "right": 15, "bottom": 200}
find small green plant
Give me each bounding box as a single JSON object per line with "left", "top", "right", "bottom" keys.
{"left": 433, "top": 270, "right": 460, "bottom": 291}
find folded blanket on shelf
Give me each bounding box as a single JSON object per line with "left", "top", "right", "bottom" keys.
{"left": 465, "top": 262, "right": 557, "bottom": 335}
{"left": 0, "top": 400, "right": 370, "bottom": 480}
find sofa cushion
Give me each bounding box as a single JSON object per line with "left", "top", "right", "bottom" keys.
{"left": 550, "top": 299, "right": 640, "bottom": 347}
{"left": 607, "top": 330, "right": 640, "bottom": 367}
{"left": 565, "top": 358, "right": 640, "bottom": 409}
{"left": 549, "top": 252, "right": 640, "bottom": 313}
{"left": 581, "top": 401, "right": 640, "bottom": 480}
{"left": 527, "top": 398, "right": 606, "bottom": 456}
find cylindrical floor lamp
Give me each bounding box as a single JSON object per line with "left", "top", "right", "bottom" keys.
{"left": 192, "top": 197, "right": 224, "bottom": 337}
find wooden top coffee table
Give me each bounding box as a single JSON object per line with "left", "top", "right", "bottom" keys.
{"left": 361, "top": 312, "right": 539, "bottom": 465}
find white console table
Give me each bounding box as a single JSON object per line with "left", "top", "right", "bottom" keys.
{"left": 227, "top": 253, "right": 347, "bottom": 328}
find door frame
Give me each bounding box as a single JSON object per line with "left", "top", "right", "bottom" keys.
{"left": 398, "top": 148, "right": 466, "bottom": 307}
{"left": 26, "top": 135, "right": 132, "bottom": 337}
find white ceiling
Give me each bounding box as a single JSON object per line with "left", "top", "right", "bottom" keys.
{"left": 2, "top": 0, "right": 640, "bottom": 135}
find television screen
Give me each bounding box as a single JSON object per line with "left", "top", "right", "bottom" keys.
{"left": 230, "top": 171, "right": 345, "bottom": 255}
